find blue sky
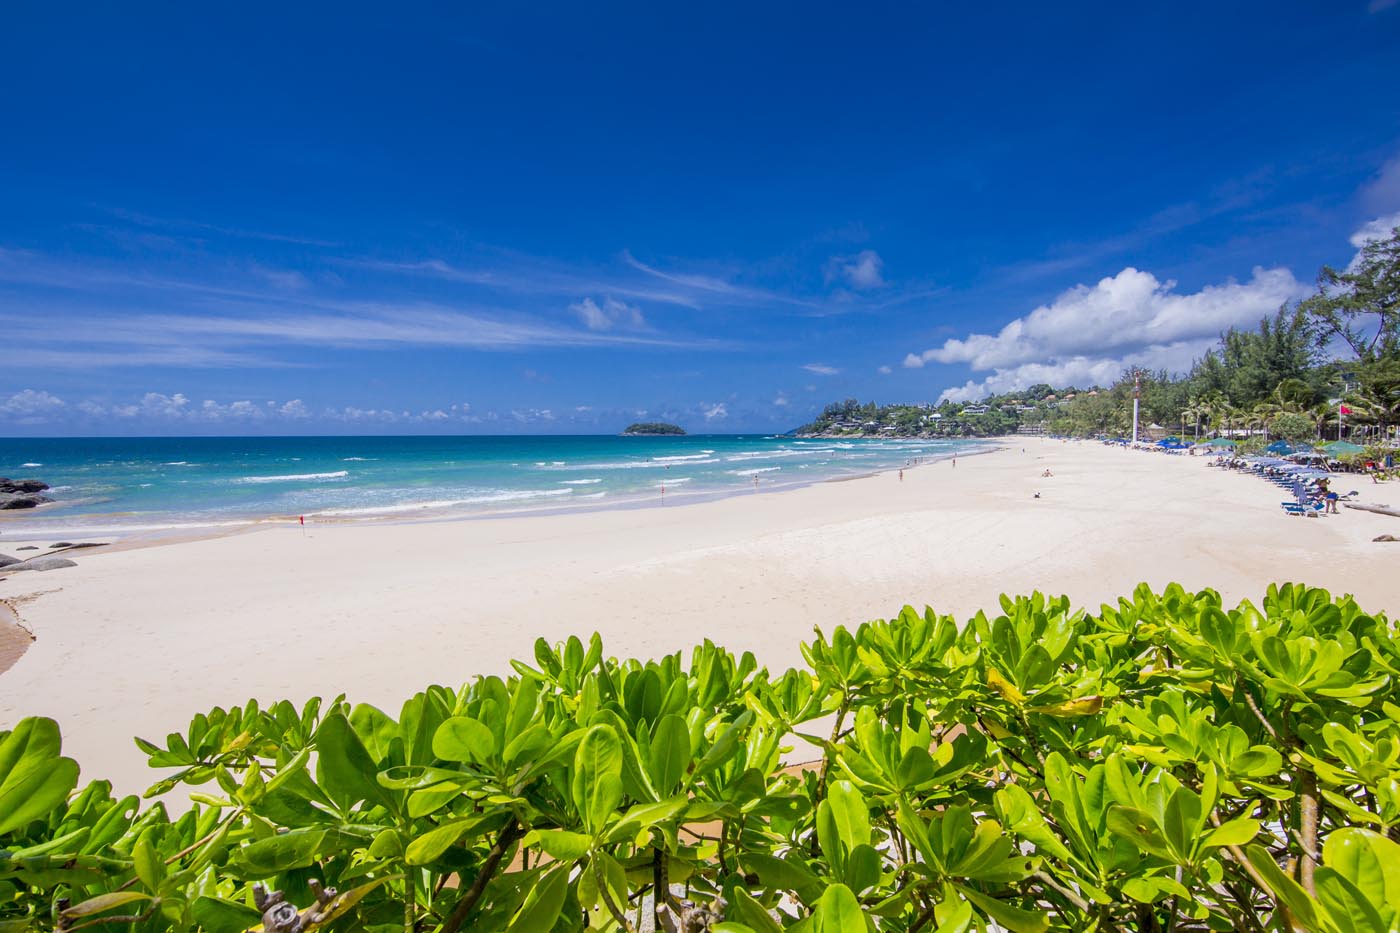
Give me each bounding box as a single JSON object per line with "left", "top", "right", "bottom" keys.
{"left": 2, "top": 2, "right": 1399, "bottom": 435}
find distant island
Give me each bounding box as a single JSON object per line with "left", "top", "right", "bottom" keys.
{"left": 622, "top": 422, "right": 686, "bottom": 436}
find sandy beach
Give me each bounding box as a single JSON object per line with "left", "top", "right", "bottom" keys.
{"left": 3, "top": 436, "right": 1399, "bottom": 796}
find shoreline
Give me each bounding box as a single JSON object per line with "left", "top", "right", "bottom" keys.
{"left": 6, "top": 436, "right": 1400, "bottom": 796}
{"left": 0, "top": 442, "right": 997, "bottom": 551}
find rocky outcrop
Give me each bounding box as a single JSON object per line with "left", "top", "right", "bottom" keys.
{"left": 0, "top": 477, "right": 53, "bottom": 510}
{"left": 2, "top": 556, "right": 77, "bottom": 572}
{"left": 0, "top": 554, "right": 20, "bottom": 568}
{"left": 0, "top": 478, "right": 50, "bottom": 494}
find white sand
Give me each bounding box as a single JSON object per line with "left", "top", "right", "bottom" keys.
{"left": 3, "top": 437, "right": 1398, "bottom": 795}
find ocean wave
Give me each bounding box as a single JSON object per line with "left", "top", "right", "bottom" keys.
{"left": 658, "top": 477, "right": 692, "bottom": 486}
{"left": 163, "top": 461, "right": 194, "bottom": 466}
{"left": 544, "top": 459, "right": 720, "bottom": 470}
{"left": 20, "top": 462, "right": 42, "bottom": 467}
{"left": 727, "top": 466, "right": 782, "bottom": 475}
{"left": 236, "top": 470, "right": 350, "bottom": 484}
{"left": 558, "top": 478, "right": 603, "bottom": 485}
{"left": 576, "top": 491, "right": 607, "bottom": 499}
{"left": 649, "top": 454, "right": 716, "bottom": 462}
{"left": 315, "top": 487, "right": 572, "bottom": 516}
{"left": 342, "top": 457, "right": 377, "bottom": 462}
{"left": 724, "top": 449, "right": 827, "bottom": 462}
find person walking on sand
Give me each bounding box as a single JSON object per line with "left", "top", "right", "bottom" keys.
{"left": 899, "top": 469, "right": 904, "bottom": 482}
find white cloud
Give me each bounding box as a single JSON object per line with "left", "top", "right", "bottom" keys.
{"left": 569, "top": 296, "right": 646, "bottom": 331}
{"left": 1350, "top": 212, "right": 1400, "bottom": 249}
{"left": 773, "top": 394, "right": 790, "bottom": 408}
{"left": 825, "top": 250, "right": 885, "bottom": 290}
{"left": 279, "top": 399, "right": 310, "bottom": 419}
{"left": 703, "top": 402, "right": 728, "bottom": 421}
{"left": 0, "top": 389, "right": 67, "bottom": 422}
{"left": 803, "top": 363, "right": 841, "bottom": 375}
{"left": 906, "top": 265, "right": 1302, "bottom": 402}
{"left": 878, "top": 365, "right": 893, "bottom": 375}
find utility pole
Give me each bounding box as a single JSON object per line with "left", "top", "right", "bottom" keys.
{"left": 1131, "top": 371, "right": 1141, "bottom": 444}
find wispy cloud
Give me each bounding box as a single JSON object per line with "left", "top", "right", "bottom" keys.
{"left": 824, "top": 250, "right": 885, "bottom": 290}
{"left": 104, "top": 207, "right": 340, "bottom": 247}
{"left": 803, "top": 363, "right": 841, "bottom": 375}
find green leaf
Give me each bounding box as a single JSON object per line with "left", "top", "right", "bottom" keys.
{"left": 505, "top": 864, "right": 569, "bottom": 932}
{"left": 406, "top": 811, "right": 509, "bottom": 865}
{"left": 59, "top": 891, "right": 151, "bottom": 920}
{"left": 432, "top": 716, "right": 497, "bottom": 763}
{"left": 1245, "top": 843, "right": 1325, "bottom": 932}
{"left": 825, "top": 781, "right": 872, "bottom": 852}
{"left": 133, "top": 835, "right": 165, "bottom": 891}
{"left": 648, "top": 714, "right": 691, "bottom": 791}
{"left": 728, "top": 887, "right": 783, "bottom": 933}
{"left": 1202, "top": 818, "right": 1259, "bottom": 849}
{"left": 1106, "top": 805, "right": 1172, "bottom": 861}
{"left": 0, "top": 717, "right": 81, "bottom": 835}
{"left": 190, "top": 896, "right": 261, "bottom": 933}
{"left": 957, "top": 885, "right": 1050, "bottom": 933}
{"left": 315, "top": 712, "right": 388, "bottom": 810}
{"left": 523, "top": 829, "right": 594, "bottom": 861}
{"left": 812, "top": 883, "right": 867, "bottom": 933}
{"left": 572, "top": 725, "right": 623, "bottom": 827}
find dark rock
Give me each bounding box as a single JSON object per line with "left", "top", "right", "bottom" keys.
{"left": 16, "top": 546, "right": 37, "bottom": 551}
{"left": 0, "top": 554, "right": 19, "bottom": 567}
{"left": 1375, "top": 534, "right": 1399, "bottom": 542}
{"left": 49, "top": 542, "right": 73, "bottom": 549}
{"left": 6, "top": 556, "right": 77, "bottom": 572}
{"left": 0, "top": 492, "right": 52, "bottom": 510}
{"left": 61, "top": 542, "right": 108, "bottom": 550}
{"left": 0, "top": 478, "right": 50, "bottom": 494}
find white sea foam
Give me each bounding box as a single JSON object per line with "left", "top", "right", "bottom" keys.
{"left": 164, "top": 461, "right": 193, "bottom": 466}
{"left": 236, "top": 470, "right": 350, "bottom": 484}
{"left": 657, "top": 477, "right": 692, "bottom": 486}
{"left": 576, "top": 491, "right": 607, "bottom": 499}
{"left": 559, "top": 479, "right": 603, "bottom": 485}
{"left": 550, "top": 459, "right": 719, "bottom": 470}
{"left": 20, "top": 462, "right": 42, "bottom": 467}
{"left": 316, "top": 487, "right": 572, "bottom": 516}
{"left": 724, "top": 449, "right": 827, "bottom": 462}
{"left": 727, "top": 466, "right": 781, "bottom": 475}
{"left": 342, "top": 457, "right": 377, "bottom": 462}
{"left": 650, "top": 454, "right": 715, "bottom": 463}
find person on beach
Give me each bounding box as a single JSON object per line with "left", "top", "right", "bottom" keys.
{"left": 899, "top": 469, "right": 904, "bottom": 482}
{"left": 1320, "top": 478, "right": 1340, "bottom": 514}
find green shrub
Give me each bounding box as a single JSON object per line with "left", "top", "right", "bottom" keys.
{"left": 2, "top": 582, "right": 1398, "bottom": 931}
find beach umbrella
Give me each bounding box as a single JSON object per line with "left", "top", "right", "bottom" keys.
{"left": 1265, "top": 440, "right": 1297, "bottom": 455}
{"left": 1206, "top": 438, "right": 1237, "bottom": 448}
{"left": 1321, "top": 441, "right": 1366, "bottom": 455}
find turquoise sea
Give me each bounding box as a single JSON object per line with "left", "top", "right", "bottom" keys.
{"left": 0, "top": 435, "right": 984, "bottom": 537}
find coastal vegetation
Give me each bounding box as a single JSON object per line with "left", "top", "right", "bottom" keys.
{"left": 800, "top": 226, "right": 1400, "bottom": 444}
{"left": 622, "top": 423, "right": 686, "bottom": 436}
{"left": 3, "top": 582, "right": 1399, "bottom": 931}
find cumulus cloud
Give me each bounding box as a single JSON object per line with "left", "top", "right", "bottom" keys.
{"left": 825, "top": 250, "right": 885, "bottom": 290}
{"left": 0, "top": 389, "right": 67, "bottom": 422}
{"left": 773, "top": 394, "right": 790, "bottom": 408}
{"left": 703, "top": 402, "right": 728, "bottom": 421}
{"left": 904, "top": 265, "right": 1303, "bottom": 402}
{"left": 878, "top": 365, "right": 893, "bottom": 375}
{"left": 1350, "top": 212, "right": 1400, "bottom": 249}
{"left": 570, "top": 296, "right": 646, "bottom": 331}
{"left": 803, "top": 363, "right": 841, "bottom": 375}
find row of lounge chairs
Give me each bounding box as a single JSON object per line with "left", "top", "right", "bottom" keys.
{"left": 1209, "top": 455, "right": 1356, "bottom": 517}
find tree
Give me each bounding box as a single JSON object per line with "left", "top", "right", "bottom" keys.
{"left": 1299, "top": 225, "right": 1400, "bottom": 361}
{"left": 1271, "top": 411, "right": 1314, "bottom": 444}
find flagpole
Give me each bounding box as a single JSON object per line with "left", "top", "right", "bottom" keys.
{"left": 1131, "top": 372, "right": 1140, "bottom": 444}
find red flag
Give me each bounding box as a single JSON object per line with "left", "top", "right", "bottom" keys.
{"left": 299, "top": 515, "right": 305, "bottom": 526}
{"left": 1340, "top": 405, "right": 1353, "bottom": 415}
